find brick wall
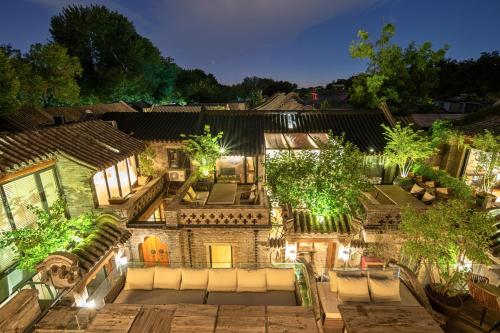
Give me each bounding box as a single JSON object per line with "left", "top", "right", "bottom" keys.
{"left": 128, "top": 228, "right": 184, "bottom": 264}
{"left": 56, "top": 155, "right": 96, "bottom": 217}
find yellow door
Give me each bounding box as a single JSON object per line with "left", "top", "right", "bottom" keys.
{"left": 210, "top": 245, "right": 232, "bottom": 268}
{"left": 142, "top": 236, "right": 169, "bottom": 265}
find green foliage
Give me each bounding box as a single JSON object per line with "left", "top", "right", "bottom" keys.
{"left": 0, "top": 198, "right": 96, "bottom": 270}
{"left": 265, "top": 134, "right": 371, "bottom": 218}
{"left": 138, "top": 145, "right": 157, "bottom": 177}
{"left": 0, "top": 49, "right": 21, "bottom": 115}
{"left": 27, "top": 43, "right": 82, "bottom": 106}
{"left": 50, "top": 5, "right": 175, "bottom": 103}
{"left": 412, "top": 163, "right": 473, "bottom": 200}
{"left": 349, "top": 23, "right": 447, "bottom": 110}
{"left": 382, "top": 123, "right": 435, "bottom": 177}
{"left": 181, "top": 125, "right": 224, "bottom": 178}
{"left": 471, "top": 130, "right": 500, "bottom": 193}
{"left": 401, "top": 200, "right": 494, "bottom": 296}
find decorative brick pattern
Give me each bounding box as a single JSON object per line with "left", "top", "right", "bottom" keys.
{"left": 179, "top": 208, "right": 269, "bottom": 226}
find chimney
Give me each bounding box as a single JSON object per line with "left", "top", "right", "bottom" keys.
{"left": 53, "top": 115, "right": 65, "bottom": 125}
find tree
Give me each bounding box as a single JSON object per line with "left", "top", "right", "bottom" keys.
{"left": 382, "top": 123, "right": 435, "bottom": 178}
{"left": 27, "top": 43, "right": 82, "bottom": 106}
{"left": 138, "top": 144, "right": 157, "bottom": 178}
{"left": 349, "top": 23, "right": 447, "bottom": 110}
{"left": 265, "top": 134, "right": 371, "bottom": 218}
{"left": 0, "top": 48, "right": 21, "bottom": 115}
{"left": 472, "top": 130, "right": 499, "bottom": 194}
{"left": 181, "top": 125, "right": 224, "bottom": 178}
{"left": 50, "top": 5, "right": 173, "bottom": 103}
{"left": 401, "top": 200, "right": 494, "bottom": 297}
{"left": 0, "top": 198, "right": 95, "bottom": 270}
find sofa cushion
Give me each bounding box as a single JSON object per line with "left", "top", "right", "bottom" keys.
{"left": 410, "top": 184, "right": 425, "bottom": 194}
{"left": 180, "top": 268, "right": 209, "bottom": 290}
{"left": 266, "top": 268, "right": 295, "bottom": 291}
{"left": 337, "top": 276, "right": 370, "bottom": 302}
{"left": 368, "top": 269, "right": 397, "bottom": 280}
{"left": 124, "top": 267, "right": 155, "bottom": 290}
{"left": 207, "top": 291, "right": 297, "bottom": 306}
{"left": 187, "top": 187, "right": 197, "bottom": 200}
{"left": 208, "top": 269, "right": 237, "bottom": 292}
{"left": 154, "top": 267, "right": 181, "bottom": 290}
{"left": 369, "top": 278, "right": 401, "bottom": 302}
{"left": 237, "top": 269, "right": 267, "bottom": 292}
{"left": 114, "top": 289, "right": 206, "bottom": 304}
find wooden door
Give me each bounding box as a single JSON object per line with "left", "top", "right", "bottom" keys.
{"left": 142, "top": 236, "right": 169, "bottom": 265}
{"left": 326, "top": 242, "right": 337, "bottom": 270}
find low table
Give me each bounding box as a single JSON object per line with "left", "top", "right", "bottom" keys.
{"left": 206, "top": 183, "right": 237, "bottom": 205}
{"left": 338, "top": 304, "right": 444, "bottom": 333}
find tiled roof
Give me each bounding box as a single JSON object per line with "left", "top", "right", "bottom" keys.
{"left": 255, "top": 92, "right": 312, "bottom": 110}
{"left": 0, "top": 121, "right": 145, "bottom": 174}
{"left": 150, "top": 105, "right": 202, "bottom": 112}
{"left": 102, "top": 109, "right": 390, "bottom": 155}
{"left": 394, "top": 113, "right": 466, "bottom": 129}
{"left": 291, "top": 209, "right": 355, "bottom": 234}
{"left": 0, "top": 102, "right": 136, "bottom": 133}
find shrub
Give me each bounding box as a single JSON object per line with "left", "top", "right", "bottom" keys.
{"left": 413, "top": 163, "right": 472, "bottom": 200}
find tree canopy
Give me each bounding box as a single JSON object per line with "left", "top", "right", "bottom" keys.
{"left": 265, "top": 135, "right": 371, "bottom": 218}
{"left": 349, "top": 23, "right": 447, "bottom": 111}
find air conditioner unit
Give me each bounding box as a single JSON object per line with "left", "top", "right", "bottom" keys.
{"left": 168, "top": 170, "right": 186, "bottom": 182}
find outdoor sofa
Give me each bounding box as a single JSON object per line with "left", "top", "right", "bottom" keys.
{"left": 106, "top": 267, "right": 301, "bottom": 306}
{"left": 316, "top": 269, "right": 422, "bottom": 332}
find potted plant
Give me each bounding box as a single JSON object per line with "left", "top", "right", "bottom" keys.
{"left": 181, "top": 125, "right": 224, "bottom": 179}
{"left": 381, "top": 123, "right": 435, "bottom": 182}
{"left": 400, "top": 200, "right": 495, "bottom": 318}
{"left": 138, "top": 145, "right": 157, "bottom": 185}
{"left": 471, "top": 130, "right": 499, "bottom": 209}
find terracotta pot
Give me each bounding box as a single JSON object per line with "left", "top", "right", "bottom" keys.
{"left": 425, "top": 284, "right": 463, "bottom": 318}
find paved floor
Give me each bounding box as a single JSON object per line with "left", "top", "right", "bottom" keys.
{"left": 444, "top": 299, "right": 500, "bottom": 333}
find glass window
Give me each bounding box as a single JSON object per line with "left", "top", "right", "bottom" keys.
{"left": 105, "top": 165, "right": 120, "bottom": 198}
{"left": 93, "top": 171, "right": 109, "bottom": 206}
{"left": 216, "top": 156, "right": 245, "bottom": 183}
{"left": 168, "top": 149, "right": 190, "bottom": 169}
{"left": 127, "top": 157, "right": 138, "bottom": 186}
{"left": 39, "top": 169, "right": 59, "bottom": 206}
{"left": 210, "top": 245, "right": 232, "bottom": 268}
{"left": 117, "top": 159, "right": 131, "bottom": 196}
{"left": 3, "top": 174, "right": 41, "bottom": 229}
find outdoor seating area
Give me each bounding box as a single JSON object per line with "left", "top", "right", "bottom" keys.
{"left": 182, "top": 183, "right": 259, "bottom": 206}
{"left": 108, "top": 267, "right": 302, "bottom": 307}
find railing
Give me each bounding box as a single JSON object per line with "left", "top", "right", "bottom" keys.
{"left": 178, "top": 206, "right": 270, "bottom": 226}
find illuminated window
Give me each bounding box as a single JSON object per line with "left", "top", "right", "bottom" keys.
{"left": 93, "top": 171, "right": 109, "bottom": 206}
{"left": 3, "top": 175, "right": 41, "bottom": 229}
{"left": 209, "top": 245, "right": 232, "bottom": 268}
{"left": 39, "top": 169, "right": 58, "bottom": 206}
{"left": 127, "top": 157, "right": 137, "bottom": 186}
{"left": 105, "top": 165, "right": 120, "bottom": 198}
{"left": 117, "top": 159, "right": 131, "bottom": 196}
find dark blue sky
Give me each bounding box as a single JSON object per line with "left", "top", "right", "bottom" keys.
{"left": 1, "top": 0, "right": 499, "bottom": 87}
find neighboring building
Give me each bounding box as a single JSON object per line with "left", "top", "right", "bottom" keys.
{"left": 0, "top": 121, "right": 145, "bottom": 302}
{"left": 254, "top": 92, "right": 313, "bottom": 110}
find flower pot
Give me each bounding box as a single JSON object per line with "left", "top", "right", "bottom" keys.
{"left": 425, "top": 284, "right": 463, "bottom": 318}
{"left": 476, "top": 192, "right": 497, "bottom": 209}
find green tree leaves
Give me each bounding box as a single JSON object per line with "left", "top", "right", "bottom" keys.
{"left": 349, "top": 23, "right": 447, "bottom": 110}
{"left": 181, "top": 125, "right": 224, "bottom": 178}
{"left": 265, "top": 135, "right": 371, "bottom": 218}
{"left": 0, "top": 49, "right": 21, "bottom": 115}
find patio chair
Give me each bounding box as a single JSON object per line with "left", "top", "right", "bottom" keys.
{"left": 468, "top": 276, "right": 500, "bottom": 332}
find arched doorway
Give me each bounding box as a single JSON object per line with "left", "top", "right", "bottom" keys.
{"left": 140, "top": 236, "right": 169, "bottom": 265}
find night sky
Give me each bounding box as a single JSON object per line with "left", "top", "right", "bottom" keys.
{"left": 1, "top": 0, "right": 499, "bottom": 87}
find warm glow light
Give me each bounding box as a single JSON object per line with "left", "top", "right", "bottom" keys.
{"left": 285, "top": 242, "right": 297, "bottom": 262}
{"left": 85, "top": 300, "right": 96, "bottom": 308}
{"left": 118, "top": 256, "right": 128, "bottom": 266}
{"left": 338, "top": 245, "right": 350, "bottom": 262}
{"left": 318, "top": 215, "right": 325, "bottom": 224}
{"left": 220, "top": 146, "right": 227, "bottom": 155}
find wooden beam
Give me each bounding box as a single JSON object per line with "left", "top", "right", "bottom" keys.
{"left": 0, "top": 159, "right": 56, "bottom": 184}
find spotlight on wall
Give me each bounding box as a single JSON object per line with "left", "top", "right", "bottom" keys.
{"left": 84, "top": 300, "right": 96, "bottom": 308}
{"left": 118, "top": 256, "right": 128, "bottom": 266}
{"left": 285, "top": 242, "right": 297, "bottom": 262}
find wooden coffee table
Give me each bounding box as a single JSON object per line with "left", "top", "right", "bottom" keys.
{"left": 338, "top": 304, "right": 444, "bottom": 333}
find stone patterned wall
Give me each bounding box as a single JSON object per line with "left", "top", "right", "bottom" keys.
{"left": 56, "top": 155, "right": 96, "bottom": 217}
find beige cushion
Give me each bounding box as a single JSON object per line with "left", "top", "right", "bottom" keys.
{"left": 410, "top": 184, "right": 425, "bottom": 194}
{"left": 187, "top": 187, "right": 197, "bottom": 200}
{"left": 266, "top": 268, "right": 295, "bottom": 291}
{"left": 183, "top": 193, "right": 193, "bottom": 202}
{"left": 180, "top": 269, "right": 209, "bottom": 290}
{"left": 328, "top": 271, "right": 338, "bottom": 292}
{"left": 208, "top": 269, "right": 237, "bottom": 292}
{"left": 368, "top": 270, "right": 396, "bottom": 280}
{"left": 436, "top": 187, "right": 449, "bottom": 195}
{"left": 424, "top": 180, "right": 435, "bottom": 188}
{"left": 153, "top": 267, "right": 181, "bottom": 290}
{"left": 422, "top": 191, "right": 436, "bottom": 203}
{"left": 237, "top": 269, "right": 267, "bottom": 292}
{"left": 337, "top": 276, "right": 370, "bottom": 302}
{"left": 124, "top": 267, "right": 155, "bottom": 290}
{"left": 369, "top": 278, "right": 401, "bottom": 302}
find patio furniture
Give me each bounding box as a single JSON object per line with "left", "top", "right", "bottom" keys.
{"left": 182, "top": 186, "right": 209, "bottom": 205}
{"left": 468, "top": 277, "right": 500, "bottom": 332}
{"left": 338, "top": 304, "right": 444, "bottom": 333}
{"left": 207, "top": 183, "right": 237, "bottom": 205}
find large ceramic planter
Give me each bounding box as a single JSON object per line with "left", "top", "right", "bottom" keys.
{"left": 476, "top": 192, "right": 497, "bottom": 209}
{"left": 425, "top": 284, "right": 463, "bottom": 318}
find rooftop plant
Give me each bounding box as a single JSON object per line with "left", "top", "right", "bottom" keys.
{"left": 138, "top": 144, "right": 157, "bottom": 178}
{"left": 382, "top": 122, "right": 436, "bottom": 178}
{"left": 0, "top": 198, "right": 96, "bottom": 270}
{"left": 181, "top": 125, "right": 224, "bottom": 179}
{"left": 412, "top": 163, "right": 473, "bottom": 200}
{"left": 265, "top": 134, "right": 371, "bottom": 219}
{"left": 401, "top": 199, "right": 495, "bottom": 297}
{"left": 471, "top": 130, "right": 499, "bottom": 194}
